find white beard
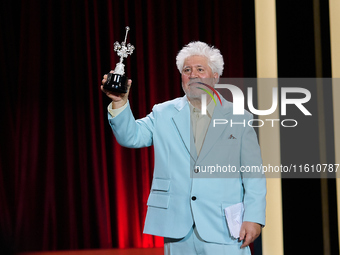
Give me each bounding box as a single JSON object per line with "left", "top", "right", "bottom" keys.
{"left": 182, "top": 78, "right": 216, "bottom": 99}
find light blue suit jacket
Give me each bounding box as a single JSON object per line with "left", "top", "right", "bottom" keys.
{"left": 108, "top": 95, "right": 266, "bottom": 245}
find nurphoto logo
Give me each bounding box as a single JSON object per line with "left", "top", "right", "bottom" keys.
{"left": 197, "top": 82, "right": 312, "bottom": 128}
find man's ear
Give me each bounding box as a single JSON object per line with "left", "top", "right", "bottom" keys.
{"left": 213, "top": 73, "right": 219, "bottom": 84}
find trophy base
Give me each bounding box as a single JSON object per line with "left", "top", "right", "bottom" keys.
{"left": 103, "top": 73, "right": 128, "bottom": 93}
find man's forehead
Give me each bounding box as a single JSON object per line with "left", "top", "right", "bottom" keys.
{"left": 183, "top": 64, "right": 206, "bottom": 68}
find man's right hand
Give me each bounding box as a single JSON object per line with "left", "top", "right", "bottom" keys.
{"left": 101, "top": 70, "right": 132, "bottom": 109}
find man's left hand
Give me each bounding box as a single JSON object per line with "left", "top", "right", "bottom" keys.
{"left": 239, "top": 221, "right": 262, "bottom": 248}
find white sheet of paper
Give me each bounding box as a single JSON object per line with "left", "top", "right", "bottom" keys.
{"left": 224, "top": 202, "right": 244, "bottom": 239}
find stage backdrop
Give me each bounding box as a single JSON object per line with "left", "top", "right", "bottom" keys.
{"left": 0, "top": 0, "right": 247, "bottom": 252}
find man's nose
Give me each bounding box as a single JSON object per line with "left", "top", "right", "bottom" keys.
{"left": 189, "top": 69, "right": 198, "bottom": 78}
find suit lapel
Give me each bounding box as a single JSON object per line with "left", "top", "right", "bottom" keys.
{"left": 196, "top": 97, "right": 231, "bottom": 164}
{"left": 172, "top": 96, "right": 198, "bottom": 161}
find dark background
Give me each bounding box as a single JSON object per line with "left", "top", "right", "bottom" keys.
{"left": 0, "top": 0, "right": 338, "bottom": 254}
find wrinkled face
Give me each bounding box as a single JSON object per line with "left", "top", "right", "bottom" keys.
{"left": 181, "top": 55, "right": 218, "bottom": 100}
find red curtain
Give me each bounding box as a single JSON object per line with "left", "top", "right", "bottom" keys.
{"left": 0, "top": 0, "right": 244, "bottom": 252}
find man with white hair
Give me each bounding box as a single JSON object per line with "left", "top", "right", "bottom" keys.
{"left": 101, "top": 41, "right": 266, "bottom": 255}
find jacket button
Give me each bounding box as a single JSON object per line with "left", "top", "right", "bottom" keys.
{"left": 194, "top": 167, "right": 199, "bottom": 173}
{"left": 192, "top": 196, "right": 196, "bottom": 201}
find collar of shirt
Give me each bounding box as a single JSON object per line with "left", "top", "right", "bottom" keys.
{"left": 188, "top": 95, "right": 216, "bottom": 119}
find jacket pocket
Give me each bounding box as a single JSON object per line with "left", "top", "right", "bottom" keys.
{"left": 151, "top": 178, "right": 170, "bottom": 192}
{"left": 147, "top": 193, "right": 170, "bottom": 209}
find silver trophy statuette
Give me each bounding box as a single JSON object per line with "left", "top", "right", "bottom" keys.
{"left": 104, "top": 26, "right": 135, "bottom": 93}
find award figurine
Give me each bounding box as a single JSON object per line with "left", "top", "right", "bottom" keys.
{"left": 103, "top": 26, "right": 135, "bottom": 93}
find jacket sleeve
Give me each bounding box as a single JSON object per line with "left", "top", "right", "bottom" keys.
{"left": 108, "top": 101, "right": 156, "bottom": 148}
{"left": 240, "top": 113, "right": 267, "bottom": 226}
